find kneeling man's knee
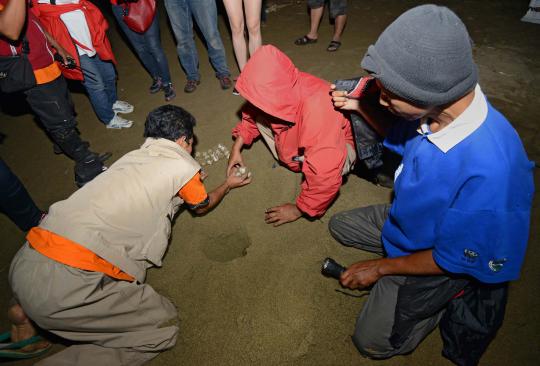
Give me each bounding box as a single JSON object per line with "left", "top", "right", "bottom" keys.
{"left": 352, "top": 331, "right": 395, "bottom": 360}
{"left": 328, "top": 212, "right": 350, "bottom": 243}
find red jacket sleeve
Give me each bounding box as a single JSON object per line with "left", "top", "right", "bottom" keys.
{"left": 231, "top": 104, "right": 262, "bottom": 146}
{"left": 295, "top": 96, "right": 348, "bottom": 217}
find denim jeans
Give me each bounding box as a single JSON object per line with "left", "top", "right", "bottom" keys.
{"left": 0, "top": 159, "right": 42, "bottom": 231}
{"left": 164, "top": 0, "right": 230, "bottom": 81}
{"left": 111, "top": 6, "right": 172, "bottom": 84}
{"left": 79, "top": 54, "right": 118, "bottom": 124}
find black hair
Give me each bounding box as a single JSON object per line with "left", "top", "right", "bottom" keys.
{"left": 144, "top": 105, "right": 196, "bottom": 142}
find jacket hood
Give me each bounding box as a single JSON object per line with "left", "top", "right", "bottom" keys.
{"left": 236, "top": 45, "right": 300, "bottom": 123}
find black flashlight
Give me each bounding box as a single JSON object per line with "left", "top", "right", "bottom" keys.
{"left": 321, "top": 257, "right": 347, "bottom": 279}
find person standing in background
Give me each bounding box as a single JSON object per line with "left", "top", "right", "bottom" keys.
{"left": 31, "top": 0, "right": 135, "bottom": 129}
{"left": 294, "top": 0, "right": 347, "bottom": 52}
{"left": 164, "top": 0, "right": 232, "bottom": 93}
{"left": 0, "top": 0, "right": 107, "bottom": 187}
{"left": 222, "top": 0, "right": 262, "bottom": 94}
{"left": 110, "top": 0, "right": 176, "bottom": 102}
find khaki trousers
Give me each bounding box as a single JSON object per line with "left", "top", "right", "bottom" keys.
{"left": 9, "top": 244, "right": 178, "bottom": 366}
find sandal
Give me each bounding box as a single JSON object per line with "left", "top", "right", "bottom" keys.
{"left": 294, "top": 35, "right": 318, "bottom": 46}
{"left": 0, "top": 331, "right": 51, "bottom": 359}
{"left": 327, "top": 40, "right": 342, "bottom": 52}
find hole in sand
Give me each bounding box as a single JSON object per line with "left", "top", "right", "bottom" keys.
{"left": 201, "top": 230, "right": 251, "bottom": 263}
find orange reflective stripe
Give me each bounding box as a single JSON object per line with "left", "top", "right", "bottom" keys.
{"left": 178, "top": 172, "right": 208, "bottom": 205}
{"left": 27, "top": 227, "right": 135, "bottom": 281}
{"left": 0, "top": 4, "right": 4, "bottom": 11}
{"left": 34, "top": 62, "right": 61, "bottom": 84}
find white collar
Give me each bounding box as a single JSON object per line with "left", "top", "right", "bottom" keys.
{"left": 420, "top": 84, "right": 488, "bottom": 153}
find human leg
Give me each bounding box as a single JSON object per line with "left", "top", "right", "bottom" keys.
{"left": 329, "top": 0, "right": 347, "bottom": 42}
{"left": 328, "top": 204, "right": 390, "bottom": 254}
{"left": 111, "top": 5, "right": 163, "bottom": 83}
{"left": 189, "top": 0, "right": 231, "bottom": 79}
{"left": 9, "top": 244, "right": 178, "bottom": 366}
{"left": 142, "top": 10, "right": 173, "bottom": 85}
{"left": 0, "top": 159, "right": 42, "bottom": 231}
{"left": 243, "top": 0, "right": 262, "bottom": 57}
{"left": 79, "top": 55, "right": 116, "bottom": 124}
{"left": 223, "top": 0, "right": 248, "bottom": 71}
{"left": 23, "top": 76, "right": 105, "bottom": 186}
{"left": 164, "top": 0, "right": 200, "bottom": 82}
{"left": 352, "top": 275, "right": 447, "bottom": 359}
{"left": 307, "top": 0, "right": 325, "bottom": 40}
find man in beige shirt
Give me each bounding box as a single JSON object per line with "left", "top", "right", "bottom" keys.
{"left": 5, "top": 105, "right": 251, "bottom": 364}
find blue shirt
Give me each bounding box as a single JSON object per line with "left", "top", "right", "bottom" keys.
{"left": 382, "top": 86, "right": 534, "bottom": 283}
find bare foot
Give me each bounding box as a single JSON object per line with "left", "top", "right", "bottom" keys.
{"left": 7, "top": 303, "right": 50, "bottom": 352}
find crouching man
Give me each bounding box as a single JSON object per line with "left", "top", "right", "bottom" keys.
{"left": 329, "top": 5, "right": 534, "bottom": 364}
{"left": 229, "top": 45, "right": 356, "bottom": 227}
{"left": 7, "top": 105, "right": 251, "bottom": 365}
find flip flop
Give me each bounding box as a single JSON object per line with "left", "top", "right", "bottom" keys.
{"left": 327, "top": 40, "right": 342, "bottom": 52}
{"left": 0, "top": 331, "right": 51, "bottom": 359}
{"left": 294, "top": 35, "right": 318, "bottom": 46}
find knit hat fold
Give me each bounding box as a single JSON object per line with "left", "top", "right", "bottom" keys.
{"left": 361, "top": 4, "right": 478, "bottom": 106}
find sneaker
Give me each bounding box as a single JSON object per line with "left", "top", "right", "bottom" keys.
{"left": 232, "top": 87, "right": 240, "bottom": 96}
{"left": 184, "top": 79, "right": 200, "bottom": 93}
{"left": 106, "top": 114, "right": 133, "bottom": 129}
{"left": 163, "top": 83, "right": 176, "bottom": 102}
{"left": 219, "top": 76, "right": 232, "bottom": 90}
{"left": 149, "top": 77, "right": 163, "bottom": 94}
{"left": 112, "top": 100, "right": 134, "bottom": 114}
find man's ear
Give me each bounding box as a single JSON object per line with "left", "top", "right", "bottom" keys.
{"left": 176, "top": 136, "right": 187, "bottom": 146}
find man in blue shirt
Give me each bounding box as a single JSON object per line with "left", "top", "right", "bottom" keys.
{"left": 328, "top": 4, "right": 534, "bottom": 363}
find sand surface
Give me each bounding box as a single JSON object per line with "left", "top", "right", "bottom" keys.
{"left": 0, "top": 1, "right": 538, "bottom": 365}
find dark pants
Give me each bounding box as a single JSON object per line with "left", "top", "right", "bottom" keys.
{"left": 329, "top": 205, "right": 467, "bottom": 359}
{"left": 0, "top": 159, "right": 41, "bottom": 231}
{"left": 350, "top": 114, "right": 384, "bottom": 170}
{"left": 24, "top": 76, "right": 93, "bottom": 163}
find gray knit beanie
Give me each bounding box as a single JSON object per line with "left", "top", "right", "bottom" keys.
{"left": 361, "top": 4, "right": 478, "bottom": 106}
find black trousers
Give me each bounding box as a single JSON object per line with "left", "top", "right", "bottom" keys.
{"left": 24, "top": 76, "right": 92, "bottom": 163}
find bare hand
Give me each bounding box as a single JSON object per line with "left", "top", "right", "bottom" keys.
{"left": 225, "top": 168, "right": 251, "bottom": 189}
{"left": 264, "top": 203, "right": 302, "bottom": 227}
{"left": 55, "top": 45, "right": 73, "bottom": 65}
{"left": 330, "top": 84, "right": 361, "bottom": 111}
{"left": 340, "top": 259, "right": 384, "bottom": 289}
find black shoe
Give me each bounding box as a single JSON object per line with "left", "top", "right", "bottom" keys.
{"left": 163, "top": 83, "right": 176, "bottom": 101}
{"left": 74, "top": 154, "right": 107, "bottom": 188}
{"left": 149, "top": 77, "right": 163, "bottom": 94}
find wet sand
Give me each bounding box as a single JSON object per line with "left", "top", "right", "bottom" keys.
{"left": 0, "top": 1, "right": 538, "bottom": 365}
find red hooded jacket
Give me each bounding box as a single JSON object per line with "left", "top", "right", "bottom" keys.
{"left": 29, "top": 0, "right": 116, "bottom": 81}
{"left": 232, "top": 45, "right": 354, "bottom": 217}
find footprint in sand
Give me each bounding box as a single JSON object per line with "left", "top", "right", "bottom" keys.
{"left": 201, "top": 230, "right": 251, "bottom": 263}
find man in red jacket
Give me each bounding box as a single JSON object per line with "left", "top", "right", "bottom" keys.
{"left": 228, "top": 45, "right": 356, "bottom": 226}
